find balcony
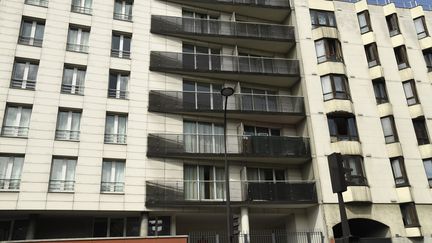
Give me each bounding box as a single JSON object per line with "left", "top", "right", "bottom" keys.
{"left": 147, "top": 134, "right": 310, "bottom": 163}
{"left": 48, "top": 180, "right": 75, "bottom": 192}
{"left": 61, "top": 84, "right": 84, "bottom": 95}
{"left": 150, "top": 52, "right": 300, "bottom": 88}
{"left": 10, "top": 79, "right": 36, "bottom": 90}
{"left": 1, "top": 126, "right": 29, "bottom": 138}
{"left": 104, "top": 134, "right": 127, "bottom": 144}
{"left": 66, "top": 43, "right": 89, "bottom": 53}
{"left": 55, "top": 130, "right": 80, "bottom": 141}
{"left": 145, "top": 180, "right": 317, "bottom": 207}
{"left": 0, "top": 179, "right": 21, "bottom": 190}
{"left": 18, "top": 36, "right": 43, "bottom": 47}
{"left": 163, "top": 0, "right": 290, "bottom": 22}
{"left": 149, "top": 91, "right": 305, "bottom": 124}
{"left": 71, "top": 4, "right": 92, "bottom": 15}
{"left": 151, "top": 15, "right": 295, "bottom": 52}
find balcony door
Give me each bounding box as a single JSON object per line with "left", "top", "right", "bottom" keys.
{"left": 182, "top": 10, "right": 219, "bottom": 34}
{"left": 246, "top": 168, "right": 286, "bottom": 201}
{"left": 182, "top": 44, "right": 221, "bottom": 71}
{"left": 184, "top": 164, "right": 224, "bottom": 200}
{"left": 183, "top": 121, "right": 224, "bottom": 153}
{"left": 182, "top": 80, "right": 223, "bottom": 111}
{"left": 243, "top": 125, "right": 281, "bottom": 155}
{"left": 241, "top": 87, "right": 277, "bottom": 112}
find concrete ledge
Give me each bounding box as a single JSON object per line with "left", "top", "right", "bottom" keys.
{"left": 110, "top": 57, "right": 132, "bottom": 71}
{"left": 405, "top": 227, "right": 422, "bottom": 238}
{"left": 419, "top": 36, "right": 432, "bottom": 50}
{"left": 396, "top": 187, "right": 413, "bottom": 203}
{"left": 343, "top": 186, "right": 372, "bottom": 203}
{"left": 308, "top": 0, "right": 335, "bottom": 11}
{"left": 399, "top": 68, "right": 414, "bottom": 81}
{"left": 65, "top": 51, "right": 88, "bottom": 66}
{"left": 418, "top": 144, "right": 432, "bottom": 159}
{"left": 361, "top": 31, "right": 375, "bottom": 45}
{"left": 312, "top": 26, "right": 339, "bottom": 40}
{"left": 408, "top": 104, "right": 424, "bottom": 119}
{"left": 354, "top": 0, "right": 368, "bottom": 13}
{"left": 23, "top": 4, "right": 48, "bottom": 20}
{"left": 324, "top": 99, "right": 354, "bottom": 114}
{"left": 386, "top": 142, "right": 403, "bottom": 158}
{"left": 383, "top": 3, "right": 396, "bottom": 16}
{"left": 369, "top": 65, "right": 384, "bottom": 80}
{"left": 391, "top": 34, "right": 405, "bottom": 47}
{"left": 410, "top": 6, "right": 424, "bottom": 19}
{"left": 16, "top": 44, "right": 42, "bottom": 60}
{"left": 318, "top": 62, "right": 346, "bottom": 76}
{"left": 377, "top": 103, "right": 393, "bottom": 118}
{"left": 330, "top": 141, "right": 362, "bottom": 155}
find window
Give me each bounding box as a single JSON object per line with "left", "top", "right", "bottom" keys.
{"left": 66, "top": 26, "right": 90, "bottom": 53}
{"left": 183, "top": 121, "right": 224, "bottom": 153}
{"left": 357, "top": 11, "right": 372, "bottom": 34}
{"left": 372, "top": 78, "right": 388, "bottom": 104}
{"left": 315, "top": 39, "right": 343, "bottom": 63}
{"left": 0, "top": 220, "right": 28, "bottom": 241}
{"left": 111, "top": 33, "right": 131, "bottom": 59}
{"left": 243, "top": 125, "right": 280, "bottom": 136}
{"left": 400, "top": 203, "right": 420, "bottom": 227}
{"left": 341, "top": 156, "right": 367, "bottom": 186}
{"left": 414, "top": 17, "right": 429, "bottom": 39}
{"left": 25, "top": 0, "right": 49, "bottom": 7}
{"left": 386, "top": 13, "right": 400, "bottom": 37}
{"left": 11, "top": 59, "right": 38, "bottom": 90}
{"left": 423, "top": 49, "right": 432, "bottom": 72}
{"left": 327, "top": 114, "right": 359, "bottom": 142}
{"left": 61, "top": 65, "right": 85, "bottom": 95}
{"left": 241, "top": 87, "right": 279, "bottom": 112}
{"left": 0, "top": 155, "right": 24, "bottom": 190}
{"left": 93, "top": 217, "right": 139, "bottom": 237}
{"left": 182, "top": 10, "right": 219, "bottom": 34}
{"left": 184, "top": 164, "right": 224, "bottom": 200}
{"left": 183, "top": 80, "right": 223, "bottom": 111}
{"left": 413, "top": 117, "right": 430, "bottom": 145}
{"left": 390, "top": 157, "right": 409, "bottom": 187}
{"left": 108, "top": 71, "right": 129, "bottom": 99}
{"left": 148, "top": 216, "right": 170, "bottom": 236}
{"left": 104, "top": 113, "right": 127, "bottom": 144}
{"left": 182, "top": 44, "right": 221, "bottom": 71}
{"left": 310, "top": 10, "right": 336, "bottom": 28}
{"left": 247, "top": 168, "right": 286, "bottom": 182}
{"left": 364, "top": 43, "right": 380, "bottom": 67}
{"left": 49, "top": 157, "right": 77, "bottom": 192}
{"left": 321, "top": 74, "right": 350, "bottom": 101}
{"left": 114, "top": 0, "right": 133, "bottom": 21}
{"left": 423, "top": 159, "right": 432, "bottom": 187}
{"left": 55, "top": 109, "right": 81, "bottom": 141}
{"left": 381, "top": 116, "right": 398, "bottom": 144}
{"left": 394, "top": 45, "right": 409, "bottom": 70}
{"left": 18, "top": 18, "right": 44, "bottom": 47}
{"left": 101, "top": 159, "right": 125, "bottom": 193}
{"left": 402, "top": 80, "right": 419, "bottom": 106}
{"left": 1, "top": 105, "right": 32, "bottom": 137}
{"left": 71, "top": 0, "right": 92, "bottom": 14}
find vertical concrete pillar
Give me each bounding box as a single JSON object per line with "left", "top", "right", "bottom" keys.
{"left": 26, "top": 214, "right": 37, "bottom": 240}
{"left": 140, "top": 212, "right": 149, "bottom": 237}
{"left": 170, "top": 215, "right": 176, "bottom": 236}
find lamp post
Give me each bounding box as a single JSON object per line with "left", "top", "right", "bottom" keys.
{"left": 221, "top": 86, "right": 235, "bottom": 243}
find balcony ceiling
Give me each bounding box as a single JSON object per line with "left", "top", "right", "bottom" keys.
{"left": 146, "top": 201, "right": 317, "bottom": 208}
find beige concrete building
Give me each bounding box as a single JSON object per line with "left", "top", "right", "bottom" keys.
{"left": 0, "top": 0, "right": 431, "bottom": 242}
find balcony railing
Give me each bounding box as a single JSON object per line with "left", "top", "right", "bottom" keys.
{"left": 61, "top": 84, "right": 84, "bottom": 95}
{"left": 188, "top": 231, "right": 325, "bottom": 243}
{"left": 66, "top": 43, "right": 89, "bottom": 53}
{"left": 55, "top": 130, "right": 80, "bottom": 141}
{"left": 151, "top": 15, "right": 295, "bottom": 41}
{"left": 114, "top": 12, "right": 132, "bottom": 21}
{"left": 0, "top": 179, "right": 21, "bottom": 190}
{"left": 108, "top": 89, "right": 129, "bottom": 99}
{"left": 167, "top": 0, "right": 290, "bottom": 8}
{"left": 18, "top": 36, "right": 43, "bottom": 47}
{"left": 150, "top": 51, "right": 299, "bottom": 77}
{"left": 149, "top": 91, "right": 304, "bottom": 115}
{"left": 147, "top": 134, "right": 310, "bottom": 159}
{"left": 101, "top": 181, "right": 124, "bottom": 193}
{"left": 10, "top": 79, "right": 36, "bottom": 90}
{"left": 1, "top": 126, "right": 29, "bottom": 137}
{"left": 146, "top": 180, "right": 317, "bottom": 206}
{"left": 71, "top": 5, "right": 92, "bottom": 14}
{"left": 111, "top": 49, "right": 131, "bottom": 59}
{"left": 48, "top": 180, "right": 75, "bottom": 192}
{"left": 25, "top": 0, "right": 49, "bottom": 7}
{"left": 104, "top": 134, "right": 127, "bottom": 144}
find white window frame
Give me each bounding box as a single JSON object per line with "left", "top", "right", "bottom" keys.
{"left": 12, "top": 61, "right": 37, "bottom": 89}
{"left": 112, "top": 34, "right": 130, "bottom": 59}
{"left": 49, "top": 157, "right": 77, "bottom": 192}
{"left": 184, "top": 164, "right": 224, "bottom": 200}
{"left": 183, "top": 44, "right": 220, "bottom": 70}
{"left": 105, "top": 114, "right": 127, "bottom": 144}
{"left": 241, "top": 87, "right": 277, "bottom": 112}
{"left": 20, "top": 20, "right": 38, "bottom": 45}
{"left": 2, "top": 106, "right": 31, "bottom": 137}
{"left": 114, "top": 0, "right": 132, "bottom": 20}
{"left": 63, "top": 67, "right": 84, "bottom": 94}
{"left": 184, "top": 81, "right": 222, "bottom": 110}
{"left": 184, "top": 121, "right": 223, "bottom": 153}
{"left": 109, "top": 73, "right": 129, "bottom": 99}
{"left": 101, "top": 160, "right": 125, "bottom": 193}
{"left": 56, "top": 110, "right": 81, "bottom": 141}
{"left": 0, "top": 155, "right": 23, "bottom": 190}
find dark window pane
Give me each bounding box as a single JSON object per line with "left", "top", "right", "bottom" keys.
{"left": 126, "top": 217, "right": 140, "bottom": 236}
{"left": 93, "top": 218, "right": 108, "bottom": 237}
{"left": 110, "top": 218, "right": 125, "bottom": 237}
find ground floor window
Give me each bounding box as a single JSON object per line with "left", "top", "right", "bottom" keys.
{"left": 93, "top": 217, "right": 139, "bottom": 237}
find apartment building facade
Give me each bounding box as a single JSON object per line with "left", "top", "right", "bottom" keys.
{"left": 0, "top": 0, "right": 431, "bottom": 242}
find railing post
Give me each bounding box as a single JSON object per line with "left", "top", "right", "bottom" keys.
{"left": 216, "top": 234, "right": 219, "bottom": 243}
{"left": 271, "top": 232, "right": 276, "bottom": 243}
{"left": 307, "top": 232, "right": 312, "bottom": 243}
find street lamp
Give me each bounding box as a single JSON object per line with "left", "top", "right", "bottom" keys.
{"left": 221, "top": 86, "right": 235, "bottom": 243}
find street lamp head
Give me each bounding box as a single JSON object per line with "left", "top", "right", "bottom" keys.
{"left": 221, "top": 87, "right": 235, "bottom": 97}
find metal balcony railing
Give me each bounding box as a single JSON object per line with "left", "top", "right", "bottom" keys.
{"left": 66, "top": 43, "right": 89, "bottom": 53}
{"left": 18, "top": 36, "right": 43, "bottom": 47}
{"left": 101, "top": 181, "right": 124, "bottom": 193}
{"left": 55, "top": 130, "right": 80, "bottom": 141}
{"left": 151, "top": 15, "right": 295, "bottom": 41}
{"left": 0, "top": 179, "right": 21, "bottom": 190}
{"left": 61, "top": 84, "right": 84, "bottom": 95}
{"left": 150, "top": 51, "right": 300, "bottom": 76}
{"left": 147, "top": 134, "right": 310, "bottom": 158}
{"left": 149, "top": 91, "right": 305, "bottom": 114}
{"left": 104, "top": 134, "right": 127, "bottom": 144}
{"left": 108, "top": 89, "right": 128, "bottom": 99}
{"left": 111, "top": 49, "right": 131, "bottom": 59}
{"left": 25, "top": 0, "right": 49, "bottom": 7}
{"left": 146, "top": 180, "right": 317, "bottom": 206}
{"left": 113, "top": 12, "right": 132, "bottom": 21}
{"left": 10, "top": 79, "right": 36, "bottom": 90}
{"left": 188, "top": 231, "right": 325, "bottom": 243}
{"left": 71, "top": 4, "right": 92, "bottom": 14}
{"left": 172, "top": 0, "right": 290, "bottom": 8}
{"left": 48, "top": 180, "right": 75, "bottom": 192}
{"left": 1, "top": 126, "right": 29, "bottom": 137}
